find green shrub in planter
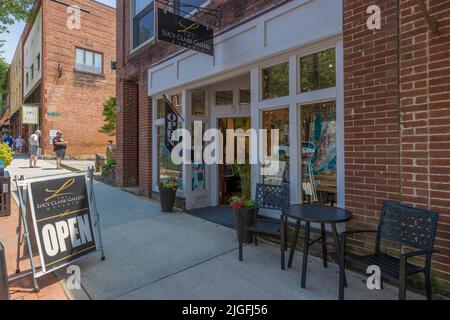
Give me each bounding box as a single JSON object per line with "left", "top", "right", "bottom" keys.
{"left": 159, "top": 179, "right": 179, "bottom": 212}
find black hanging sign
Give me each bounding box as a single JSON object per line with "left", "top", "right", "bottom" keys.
{"left": 157, "top": 8, "right": 214, "bottom": 56}
{"left": 27, "top": 175, "right": 98, "bottom": 274}
{"left": 165, "top": 100, "right": 180, "bottom": 152}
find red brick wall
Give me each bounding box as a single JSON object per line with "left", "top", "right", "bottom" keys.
{"left": 42, "top": 0, "right": 116, "bottom": 157}
{"left": 116, "top": 0, "right": 290, "bottom": 193}
{"left": 116, "top": 80, "right": 138, "bottom": 187}
{"left": 344, "top": 0, "right": 401, "bottom": 237}
{"left": 344, "top": 0, "right": 450, "bottom": 295}
{"left": 399, "top": 0, "right": 450, "bottom": 292}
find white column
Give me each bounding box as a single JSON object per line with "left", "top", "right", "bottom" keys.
{"left": 335, "top": 40, "right": 345, "bottom": 209}
{"left": 288, "top": 55, "right": 300, "bottom": 204}
{"left": 250, "top": 67, "right": 260, "bottom": 198}
{"left": 152, "top": 97, "right": 158, "bottom": 193}
{"left": 182, "top": 90, "right": 192, "bottom": 209}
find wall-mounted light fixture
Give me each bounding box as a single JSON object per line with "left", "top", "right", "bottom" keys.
{"left": 57, "top": 64, "right": 63, "bottom": 77}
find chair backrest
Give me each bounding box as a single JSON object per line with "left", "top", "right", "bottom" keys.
{"left": 378, "top": 201, "right": 439, "bottom": 252}
{"left": 254, "top": 183, "right": 289, "bottom": 211}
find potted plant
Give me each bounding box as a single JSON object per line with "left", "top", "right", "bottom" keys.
{"left": 230, "top": 164, "right": 255, "bottom": 244}
{"left": 0, "top": 142, "right": 14, "bottom": 176}
{"left": 159, "top": 179, "right": 179, "bottom": 212}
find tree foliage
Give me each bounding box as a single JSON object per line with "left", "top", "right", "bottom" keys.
{"left": 0, "top": 57, "right": 8, "bottom": 108}
{"left": 99, "top": 96, "right": 116, "bottom": 136}
{"left": 0, "top": 0, "right": 34, "bottom": 34}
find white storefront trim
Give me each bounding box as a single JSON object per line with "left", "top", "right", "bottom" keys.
{"left": 148, "top": 0, "right": 342, "bottom": 96}
{"left": 150, "top": 0, "right": 344, "bottom": 210}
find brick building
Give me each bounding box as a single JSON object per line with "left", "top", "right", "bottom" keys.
{"left": 4, "top": 0, "right": 116, "bottom": 157}
{"left": 116, "top": 0, "right": 450, "bottom": 296}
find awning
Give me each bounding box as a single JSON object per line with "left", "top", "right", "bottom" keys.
{"left": 0, "top": 108, "right": 10, "bottom": 128}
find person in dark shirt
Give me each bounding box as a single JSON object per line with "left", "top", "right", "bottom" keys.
{"left": 53, "top": 131, "right": 67, "bottom": 169}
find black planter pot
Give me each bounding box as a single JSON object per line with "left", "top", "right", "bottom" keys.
{"left": 159, "top": 186, "right": 177, "bottom": 212}
{"left": 233, "top": 207, "right": 256, "bottom": 244}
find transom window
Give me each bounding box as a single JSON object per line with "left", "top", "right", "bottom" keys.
{"left": 262, "top": 62, "right": 289, "bottom": 100}
{"left": 132, "top": 0, "right": 154, "bottom": 50}
{"left": 299, "top": 48, "right": 336, "bottom": 93}
{"left": 75, "top": 48, "right": 103, "bottom": 74}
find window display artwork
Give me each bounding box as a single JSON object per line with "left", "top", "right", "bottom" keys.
{"left": 158, "top": 125, "right": 183, "bottom": 191}
{"left": 301, "top": 101, "right": 337, "bottom": 203}
{"left": 192, "top": 163, "right": 205, "bottom": 191}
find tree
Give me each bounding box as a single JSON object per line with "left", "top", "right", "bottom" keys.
{"left": 0, "top": 0, "right": 33, "bottom": 106}
{"left": 0, "top": 57, "right": 8, "bottom": 108}
{"left": 99, "top": 97, "right": 116, "bottom": 136}
{"left": 0, "top": 0, "right": 34, "bottom": 35}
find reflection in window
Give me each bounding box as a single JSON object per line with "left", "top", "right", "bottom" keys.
{"left": 262, "top": 62, "right": 289, "bottom": 100}
{"left": 157, "top": 99, "right": 165, "bottom": 119}
{"left": 262, "top": 108, "right": 289, "bottom": 185}
{"left": 133, "top": 0, "right": 154, "bottom": 49}
{"left": 158, "top": 125, "right": 183, "bottom": 191}
{"left": 192, "top": 90, "right": 206, "bottom": 116}
{"left": 301, "top": 101, "right": 336, "bottom": 205}
{"left": 216, "top": 91, "right": 233, "bottom": 106}
{"left": 300, "top": 48, "right": 336, "bottom": 92}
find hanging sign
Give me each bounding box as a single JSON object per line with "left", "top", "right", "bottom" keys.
{"left": 165, "top": 100, "right": 179, "bottom": 152}
{"left": 157, "top": 8, "right": 214, "bottom": 56}
{"left": 21, "top": 105, "right": 40, "bottom": 125}
{"left": 27, "top": 174, "right": 99, "bottom": 274}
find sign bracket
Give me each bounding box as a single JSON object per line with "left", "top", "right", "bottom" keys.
{"left": 156, "top": 0, "right": 221, "bottom": 28}
{"left": 14, "top": 176, "right": 40, "bottom": 292}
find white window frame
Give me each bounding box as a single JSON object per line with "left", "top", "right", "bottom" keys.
{"left": 250, "top": 39, "right": 344, "bottom": 209}
{"left": 152, "top": 92, "right": 186, "bottom": 197}
{"left": 75, "top": 48, "right": 104, "bottom": 75}
{"left": 130, "top": 0, "right": 155, "bottom": 53}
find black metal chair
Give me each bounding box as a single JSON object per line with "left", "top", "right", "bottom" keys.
{"left": 339, "top": 200, "right": 439, "bottom": 300}
{"left": 237, "top": 183, "right": 290, "bottom": 269}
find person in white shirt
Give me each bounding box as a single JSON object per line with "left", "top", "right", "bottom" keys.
{"left": 29, "top": 130, "right": 41, "bottom": 168}
{"left": 14, "top": 136, "right": 25, "bottom": 156}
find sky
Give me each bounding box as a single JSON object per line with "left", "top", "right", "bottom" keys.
{"left": 1, "top": 0, "right": 116, "bottom": 64}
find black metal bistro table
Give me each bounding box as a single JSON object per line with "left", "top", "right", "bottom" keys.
{"left": 283, "top": 204, "right": 352, "bottom": 289}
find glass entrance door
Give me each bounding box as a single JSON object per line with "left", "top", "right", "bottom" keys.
{"left": 218, "top": 117, "right": 251, "bottom": 205}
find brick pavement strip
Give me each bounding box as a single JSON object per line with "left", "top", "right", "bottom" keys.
{"left": 0, "top": 198, "right": 68, "bottom": 300}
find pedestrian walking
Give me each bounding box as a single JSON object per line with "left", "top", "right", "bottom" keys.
{"left": 29, "top": 130, "right": 41, "bottom": 168}
{"left": 14, "top": 136, "right": 25, "bottom": 156}
{"left": 53, "top": 131, "right": 67, "bottom": 169}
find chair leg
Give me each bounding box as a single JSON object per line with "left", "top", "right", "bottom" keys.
{"left": 301, "top": 221, "right": 311, "bottom": 289}
{"left": 321, "top": 223, "right": 328, "bottom": 268}
{"left": 399, "top": 256, "right": 407, "bottom": 300}
{"left": 425, "top": 267, "right": 432, "bottom": 300}
{"left": 280, "top": 215, "right": 285, "bottom": 270}
{"left": 288, "top": 219, "right": 301, "bottom": 268}
{"left": 332, "top": 224, "right": 347, "bottom": 288}
{"left": 238, "top": 238, "right": 243, "bottom": 261}
{"left": 237, "top": 216, "right": 243, "bottom": 261}
{"left": 284, "top": 215, "right": 288, "bottom": 251}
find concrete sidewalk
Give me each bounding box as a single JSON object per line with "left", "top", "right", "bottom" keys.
{"left": 59, "top": 183, "right": 422, "bottom": 300}
{"left": 4, "top": 158, "right": 424, "bottom": 300}
{"left": 45, "top": 159, "right": 95, "bottom": 172}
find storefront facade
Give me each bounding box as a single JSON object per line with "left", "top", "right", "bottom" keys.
{"left": 117, "top": 0, "right": 450, "bottom": 295}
